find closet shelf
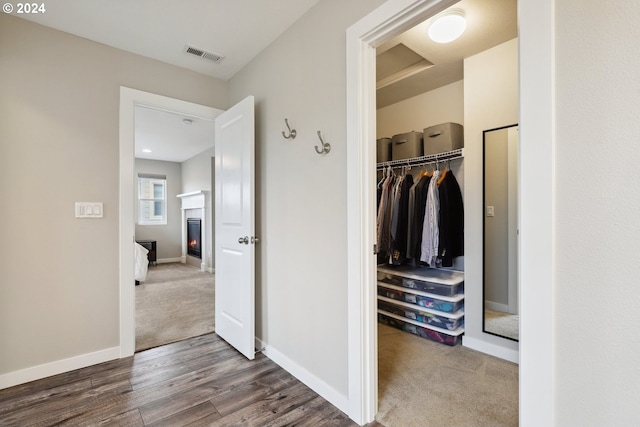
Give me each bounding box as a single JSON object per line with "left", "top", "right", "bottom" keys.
{"left": 378, "top": 309, "right": 464, "bottom": 346}
{"left": 376, "top": 148, "right": 464, "bottom": 170}
{"left": 377, "top": 309, "right": 465, "bottom": 336}
{"left": 377, "top": 295, "right": 464, "bottom": 320}
{"left": 377, "top": 282, "right": 464, "bottom": 303}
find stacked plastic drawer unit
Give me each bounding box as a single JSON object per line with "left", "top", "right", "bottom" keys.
{"left": 377, "top": 265, "right": 464, "bottom": 346}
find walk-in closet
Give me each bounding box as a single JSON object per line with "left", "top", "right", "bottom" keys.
{"left": 373, "top": 1, "right": 519, "bottom": 425}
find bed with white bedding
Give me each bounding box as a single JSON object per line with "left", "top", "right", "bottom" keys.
{"left": 134, "top": 242, "right": 149, "bottom": 284}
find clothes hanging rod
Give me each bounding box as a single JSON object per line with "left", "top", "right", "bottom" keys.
{"left": 376, "top": 148, "right": 464, "bottom": 170}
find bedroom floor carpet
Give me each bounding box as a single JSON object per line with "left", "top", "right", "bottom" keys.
{"left": 135, "top": 262, "right": 215, "bottom": 352}
{"left": 377, "top": 323, "right": 519, "bottom": 427}
{"left": 485, "top": 309, "right": 519, "bottom": 341}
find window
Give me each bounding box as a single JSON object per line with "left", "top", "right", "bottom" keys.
{"left": 138, "top": 174, "right": 167, "bottom": 225}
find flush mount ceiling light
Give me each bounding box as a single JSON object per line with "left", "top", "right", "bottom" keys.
{"left": 182, "top": 118, "right": 193, "bottom": 125}
{"left": 428, "top": 9, "right": 467, "bottom": 43}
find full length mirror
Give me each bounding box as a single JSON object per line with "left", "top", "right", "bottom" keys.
{"left": 483, "top": 124, "right": 519, "bottom": 341}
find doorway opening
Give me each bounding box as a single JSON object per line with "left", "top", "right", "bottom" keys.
{"left": 346, "top": 0, "right": 556, "bottom": 424}
{"left": 119, "top": 87, "right": 222, "bottom": 356}
{"left": 371, "top": 0, "right": 519, "bottom": 425}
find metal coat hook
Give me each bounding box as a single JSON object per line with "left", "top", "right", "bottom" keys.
{"left": 282, "top": 118, "right": 296, "bottom": 139}
{"left": 314, "top": 131, "right": 331, "bottom": 155}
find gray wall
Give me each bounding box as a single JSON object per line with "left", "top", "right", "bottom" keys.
{"left": 134, "top": 159, "right": 183, "bottom": 261}
{"left": 483, "top": 129, "right": 509, "bottom": 307}
{"left": 0, "top": 13, "right": 227, "bottom": 375}
{"left": 228, "top": 0, "right": 386, "bottom": 397}
{"left": 463, "top": 38, "right": 519, "bottom": 352}
{"left": 182, "top": 147, "right": 214, "bottom": 193}
{"left": 3, "top": 2, "right": 640, "bottom": 424}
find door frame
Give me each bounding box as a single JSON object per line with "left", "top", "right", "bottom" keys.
{"left": 119, "top": 87, "right": 222, "bottom": 357}
{"left": 345, "top": 0, "right": 554, "bottom": 425}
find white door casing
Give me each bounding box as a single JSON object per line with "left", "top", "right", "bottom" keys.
{"left": 345, "top": 2, "right": 458, "bottom": 422}
{"left": 214, "top": 95, "right": 256, "bottom": 360}
{"left": 346, "top": 0, "right": 554, "bottom": 425}
{"left": 119, "top": 87, "right": 222, "bottom": 358}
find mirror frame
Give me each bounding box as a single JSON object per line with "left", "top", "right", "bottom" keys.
{"left": 482, "top": 123, "right": 519, "bottom": 341}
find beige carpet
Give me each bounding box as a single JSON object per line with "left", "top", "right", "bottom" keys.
{"left": 485, "top": 309, "right": 519, "bottom": 341}
{"left": 377, "top": 323, "right": 519, "bottom": 427}
{"left": 135, "top": 262, "right": 215, "bottom": 352}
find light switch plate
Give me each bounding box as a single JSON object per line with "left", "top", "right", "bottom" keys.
{"left": 75, "top": 202, "right": 104, "bottom": 218}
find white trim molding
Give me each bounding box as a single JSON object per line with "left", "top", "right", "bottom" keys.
{"left": 119, "top": 87, "right": 223, "bottom": 358}
{"left": 518, "top": 0, "right": 555, "bottom": 425}
{"left": 346, "top": 1, "right": 554, "bottom": 426}
{"left": 463, "top": 336, "right": 519, "bottom": 364}
{"left": 0, "top": 347, "right": 120, "bottom": 390}
{"left": 345, "top": 1, "right": 458, "bottom": 424}
{"left": 259, "top": 341, "right": 350, "bottom": 417}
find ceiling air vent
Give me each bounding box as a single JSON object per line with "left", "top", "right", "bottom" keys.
{"left": 184, "top": 45, "right": 225, "bottom": 63}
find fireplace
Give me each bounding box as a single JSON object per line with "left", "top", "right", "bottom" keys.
{"left": 187, "top": 218, "right": 201, "bottom": 259}
{"left": 178, "top": 190, "right": 209, "bottom": 272}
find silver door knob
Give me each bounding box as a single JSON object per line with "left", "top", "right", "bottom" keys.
{"left": 238, "top": 236, "right": 249, "bottom": 244}
{"left": 251, "top": 236, "right": 260, "bottom": 244}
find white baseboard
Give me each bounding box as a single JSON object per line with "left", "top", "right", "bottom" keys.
{"left": 462, "top": 335, "right": 519, "bottom": 364}
{"left": 255, "top": 338, "right": 349, "bottom": 416}
{"left": 0, "top": 346, "right": 120, "bottom": 390}
{"left": 157, "top": 258, "right": 182, "bottom": 264}
{"left": 485, "top": 300, "right": 510, "bottom": 313}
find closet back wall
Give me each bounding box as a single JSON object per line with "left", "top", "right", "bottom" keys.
{"left": 376, "top": 80, "right": 465, "bottom": 271}
{"left": 376, "top": 80, "right": 463, "bottom": 139}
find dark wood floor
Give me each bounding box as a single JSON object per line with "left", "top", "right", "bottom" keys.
{"left": 0, "top": 333, "right": 384, "bottom": 427}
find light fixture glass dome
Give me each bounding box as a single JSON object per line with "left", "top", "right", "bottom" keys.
{"left": 428, "top": 9, "right": 467, "bottom": 43}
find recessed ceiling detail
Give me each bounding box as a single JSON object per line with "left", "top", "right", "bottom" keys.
{"left": 376, "top": 0, "right": 517, "bottom": 108}
{"left": 184, "top": 45, "right": 225, "bottom": 63}
{"left": 376, "top": 43, "right": 434, "bottom": 90}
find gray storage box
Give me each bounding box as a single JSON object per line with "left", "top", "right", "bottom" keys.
{"left": 423, "top": 122, "right": 464, "bottom": 155}
{"left": 376, "top": 138, "right": 392, "bottom": 163}
{"left": 391, "top": 131, "right": 423, "bottom": 160}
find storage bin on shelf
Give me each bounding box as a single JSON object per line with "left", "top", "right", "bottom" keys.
{"left": 377, "top": 282, "right": 464, "bottom": 313}
{"left": 376, "top": 137, "right": 392, "bottom": 163}
{"left": 391, "top": 131, "right": 423, "bottom": 160}
{"left": 422, "top": 122, "right": 464, "bottom": 155}
{"left": 377, "top": 265, "right": 464, "bottom": 297}
{"left": 378, "top": 297, "right": 464, "bottom": 330}
{"left": 378, "top": 311, "right": 463, "bottom": 346}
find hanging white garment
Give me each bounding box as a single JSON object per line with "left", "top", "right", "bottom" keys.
{"left": 420, "top": 170, "right": 440, "bottom": 266}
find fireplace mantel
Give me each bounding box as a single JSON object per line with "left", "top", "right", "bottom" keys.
{"left": 177, "top": 191, "right": 210, "bottom": 272}
{"left": 177, "top": 191, "right": 206, "bottom": 209}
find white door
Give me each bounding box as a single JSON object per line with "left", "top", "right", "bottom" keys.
{"left": 214, "top": 95, "right": 256, "bottom": 360}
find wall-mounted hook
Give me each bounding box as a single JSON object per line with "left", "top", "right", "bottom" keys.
{"left": 314, "top": 131, "right": 331, "bottom": 155}
{"left": 282, "top": 118, "right": 297, "bottom": 139}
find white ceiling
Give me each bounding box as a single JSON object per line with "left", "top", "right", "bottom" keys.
{"left": 15, "top": 0, "right": 321, "bottom": 163}
{"left": 134, "top": 107, "right": 216, "bottom": 163}
{"left": 377, "top": 0, "right": 517, "bottom": 108}
{"left": 16, "top": 0, "right": 321, "bottom": 81}
{"left": 14, "top": 0, "right": 516, "bottom": 162}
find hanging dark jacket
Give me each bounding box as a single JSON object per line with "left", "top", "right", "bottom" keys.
{"left": 437, "top": 170, "right": 464, "bottom": 267}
